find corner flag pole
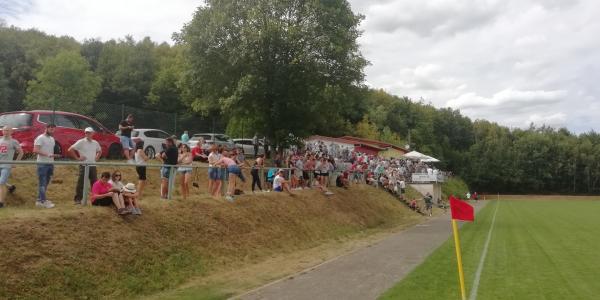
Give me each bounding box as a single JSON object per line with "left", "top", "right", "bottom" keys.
{"left": 451, "top": 219, "right": 467, "bottom": 300}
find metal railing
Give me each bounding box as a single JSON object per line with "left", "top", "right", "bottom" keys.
{"left": 0, "top": 160, "right": 340, "bottom": 204}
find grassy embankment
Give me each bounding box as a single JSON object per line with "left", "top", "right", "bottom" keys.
{"left": 380, "top": 197, "right": 600, "bottom": 300}
{"left": 0, "top": 163, "right": 425, "bottom": 299}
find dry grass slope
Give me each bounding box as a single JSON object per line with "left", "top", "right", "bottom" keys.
{"left": 0, "top": 165, "right": 422, "bottom": 299}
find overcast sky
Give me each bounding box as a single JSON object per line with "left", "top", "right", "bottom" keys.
{"left": 2, "top": 0, "right": 599, "bottom": 133}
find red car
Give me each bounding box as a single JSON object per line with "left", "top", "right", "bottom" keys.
{"left": 0, "top": 110, "right": 122, "bottom": 159}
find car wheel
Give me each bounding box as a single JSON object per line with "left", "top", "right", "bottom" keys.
{"left": 145, "top": 146, "right": 155, "bottom": 158}
{"left": 108, "top": 143, "right": 123, "bottom": 159}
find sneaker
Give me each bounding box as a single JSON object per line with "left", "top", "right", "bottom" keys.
{"left": 117, "top": 208, "right": 129, "bottom": 215}
{"left": 36, "top": 201, "right": 55, "bottom": 208}
{"left": 136, "top": 208, "right": 142, "bottom": 215}
{"left": 131, "top": 207, "right": 141, "bottom": 215}
{"left": 8, "top": 185, "right": 16, "bottom": 194}
{"left": 192, "top": 182, "right": 200, "bottom": 188}
{"left": 324, "top": 191, "right": 334, "bottom": 196}
{"left": 225, "top": 195, "right": 234, "bottom": 202}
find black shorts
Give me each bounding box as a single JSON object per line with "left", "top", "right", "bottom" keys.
{"left": 321, "top": 172, "right": 329, "bottom": 177}
{"left": 93, "top": 197, "right": 113, "bottom": 206}
{"left": 303, "top": 171, "right": 310, "bottom": 180}
{"left": 314, "top": 171, "right": 321, "bottom": 177}
{"left": 136, "top": 166, "right": 147, "bottom": 180}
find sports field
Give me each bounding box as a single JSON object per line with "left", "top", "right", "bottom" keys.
{"left": 381, "top": 198, "right": 600, "bottom": 300}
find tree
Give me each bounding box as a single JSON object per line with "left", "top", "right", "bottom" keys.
{"left": 178, "top": 0, "right": 367, "bottom": 144}
{"left": 25, "top": 51, "right": 101, "bottom": 113}
{"left": 96, "top": 37, "right": 156, "bottom": 107}
{"left": 0, "top": 25, "right": 79, "bottom": 110}
{"left": 0, "top": 63, "right": 9, "bottom": 109}
{"left": 380, "top": 126, "right": 403, "bottom": 146}
{"left": 355, "top": 116, "right": 379, "bottom": 140}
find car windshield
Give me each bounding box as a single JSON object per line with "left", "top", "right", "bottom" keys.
{"left": 191, "top": 135, "right": 210, "bottom": 141}
{"left": 0, "top": 113, "right": 33, "bottom": 128}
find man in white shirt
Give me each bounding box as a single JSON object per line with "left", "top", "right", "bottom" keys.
{"left": 273, "top": 169, "right": 293, "bottom": 194}
{"left": 68, "top": 127, "right": 102, "bottom": 204}
{"left": 0, "top": 126, "right": 24, "bottom": 208}
{"left": 34, "top": 123, "right": 58, "bottom": 208}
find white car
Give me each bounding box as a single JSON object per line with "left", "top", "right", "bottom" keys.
{"left": 131, "top": 129, "right": 176, "bottom": 158}
{"left": 233, "top": 138, "right": 264, "bottom": 156}
{"left": 189, "top": 133, "right": 235, "bottom": 151}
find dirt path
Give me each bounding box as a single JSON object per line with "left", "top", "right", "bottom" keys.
{"left": 236, "top": 201, "right": 488, "bottom": 300}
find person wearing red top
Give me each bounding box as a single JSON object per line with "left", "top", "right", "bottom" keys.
{"left": 91, "top": 172, "right": 128, "bottom": 215}
{"left": 191, "top": 143, "right": 207, "bottom": 162}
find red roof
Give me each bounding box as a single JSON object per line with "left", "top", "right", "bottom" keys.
{"left": 339, "top": 136, "right": 408, "bottom": 153}
{"left": 307, "top": 135, "right": 359, "bottom": 145}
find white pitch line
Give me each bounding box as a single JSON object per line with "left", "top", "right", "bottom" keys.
{"left": 469, "top": 200, "right": 500, "bottom": 300}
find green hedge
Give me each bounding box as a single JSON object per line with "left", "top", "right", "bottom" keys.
{"left": 442, "top": 177, "right": 470, "bottom": 199}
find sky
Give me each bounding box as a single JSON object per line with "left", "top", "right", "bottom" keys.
{"left": 2, "top": 0, "right": 599, "bottom": 133}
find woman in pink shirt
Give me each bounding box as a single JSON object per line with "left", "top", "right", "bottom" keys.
{"left": 216, "top": 150, "right": 246, "bottom": 202}
{"left": 91, "top": 171, "right": 128, "bottom": 215}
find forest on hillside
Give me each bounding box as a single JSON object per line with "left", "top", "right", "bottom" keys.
{"left": 2, "top": 0, "right": 600, "bottom": 194}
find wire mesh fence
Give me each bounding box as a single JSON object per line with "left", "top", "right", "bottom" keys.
{"left": 3, "top": 100, "right": 226, "bottom": 136}
{"left": 91, "top": 102, "right": 178, "bottom": 133}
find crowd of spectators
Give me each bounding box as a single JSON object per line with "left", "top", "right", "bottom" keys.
{"left": 1, "top": 114, "right": 452, "bottom": 217}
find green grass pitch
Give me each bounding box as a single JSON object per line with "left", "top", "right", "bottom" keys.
{"left": 380, "top": 200, "right": 600, "bottom": 300}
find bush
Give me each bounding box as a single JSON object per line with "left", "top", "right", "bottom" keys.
{"left": 442, "top": 177, "right": 470, "bottom": 199}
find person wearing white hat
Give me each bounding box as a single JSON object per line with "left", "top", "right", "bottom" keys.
{"left": 121, "top": 182, "right": 141, "bottom": 215}
{"left": 68, "top": 127, "right": 102, "bottom": 204}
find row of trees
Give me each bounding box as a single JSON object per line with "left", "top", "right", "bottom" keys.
{"left": 1, "top": 0, "right": 599, "bottom": 194}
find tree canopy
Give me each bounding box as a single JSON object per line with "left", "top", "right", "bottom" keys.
{"left": 177, "top": 0, "right": 368, "bottom": 145}
{"left": 25, "top": 50, "right": 101, "bottom": 113}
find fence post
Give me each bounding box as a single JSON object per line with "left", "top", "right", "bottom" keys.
{"left": 82, "top": 164, "right": 90, "bottom": 205}
{"left": 168, "top": 166, "right": 176, "bottom": 200}
{"left": 259, "top": 167, "right": 264, "bottom": 190}
{"left": 174, "top": 112, "right": 178, "bottom": 135}
{"left": 222, "top": 167, "right": 227, "bottom": 196}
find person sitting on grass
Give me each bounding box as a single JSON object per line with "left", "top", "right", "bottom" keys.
{"left": 108, "top": 170, "right": 124, "bottom": 191}
{"left": 409, "top": 199, "right": 418, "bottom": 211}
{"left": 273, "top": 169, "right": 294, "bottom": 195}
{"left": 91, "top": 172, "right": 128, "bottom": 215}
{"left": 122, "top": 183, "right": 141, "bottom": 215}
{"left": 191, "top": 140, "right": 207, "bottom": 162}
{"left": 336, "top": 171, "right": 350, "bottom": 189}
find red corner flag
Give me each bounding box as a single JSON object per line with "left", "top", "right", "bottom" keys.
{"left": 449, "top": 195, "right": 474, "bottom": 222}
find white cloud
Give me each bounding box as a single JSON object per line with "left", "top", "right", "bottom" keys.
{"left": 4, "top": 0, "right": 198, "bottom": 43}
{"left": 349, "top": 0, "right": 600, "bottom": 132}
{"left": 526, "top": 113, "right": 567, "bottom": 128}
{"left": 447, "top": 89, "right": 566, "bottom": 110}
{"left": 4, "top": 0, "right": 600, "bottom": 132}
